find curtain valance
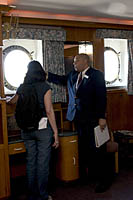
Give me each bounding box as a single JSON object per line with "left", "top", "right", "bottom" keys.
{"left": 96, "top": 29, "right": 133, "bottom": 39}
{"left": 2, "top": 24, "right": 66, "bottom": 41}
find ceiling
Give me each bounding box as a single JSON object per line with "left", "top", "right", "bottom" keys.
{"left": 2, "top": 0, "right": 133, "bottom": 25}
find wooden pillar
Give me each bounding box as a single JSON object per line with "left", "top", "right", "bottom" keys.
{"left": 0, "top": 12, "right": 5, "bottom": 98}
{"left": 93, "top": 38, "right": 104, "bottom": 73}
{"left": 0, "top": 11, "right": 10, "bottom": 199}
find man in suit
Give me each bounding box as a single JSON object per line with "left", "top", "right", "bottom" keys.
{"left": 48, "top": 53, "right": 113, "bottom": 193}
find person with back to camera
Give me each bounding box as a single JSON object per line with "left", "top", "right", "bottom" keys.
{"left": 48, "top": 53, "right": 114, "bottom": 193}
{"left": 7, "top": 60, "right": 59, "bottom": 200}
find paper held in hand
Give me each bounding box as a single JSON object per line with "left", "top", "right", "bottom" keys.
{"left": 94, "top": 125, "right": 110, "bottom": 148}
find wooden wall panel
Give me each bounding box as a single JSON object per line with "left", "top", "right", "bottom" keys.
{"left": 0, "top": 149, "right": 6, "bottom": 198}
{"left": 0, "top": 149, "right": 10, "bottom": 199}
{"left": 0, "top": 13, "right": 2, "bottom": 46}
{"left": 93, "top": 38, "right": 104, "bottom": 72}
{"left": 107, "top": 89, "right": 129, "bottom": 131}
{"left": 64, "top": 46, "right": 78, "bottom": 57}
{"left": 0, "top": 48, "right": 5, "bottom": 98}
{"left": 127, "top": 95, "right": 133, "bottom": 130}
{"left": 65, "top": 27, "right": 95, "bottom": 42}
{"left": 3, "top": 16, "right": 133, "bottom": 30}
{"left": 0, "top": 13, "right": 4, "bottom": 98}
{"left": 0, "top": 101, "right": 11, "bottom": 199}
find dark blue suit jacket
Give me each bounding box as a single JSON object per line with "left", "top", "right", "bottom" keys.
{"left": 48, "top": 67, "right": 106, "bottom": 122}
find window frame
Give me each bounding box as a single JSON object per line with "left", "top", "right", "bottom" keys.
{"left": 3, "top": 45, "right": 33, "bottom": 91}
{"left": 104, "top": 46, "right": 121, "bottom": 85}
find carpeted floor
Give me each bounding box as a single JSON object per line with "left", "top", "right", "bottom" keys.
{"left": 8, "top": 158, "right": 133, "bottom": 200}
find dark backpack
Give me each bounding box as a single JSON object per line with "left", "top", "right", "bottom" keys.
{"left": 15, "top": 84, "right": 43, "bottom": 131}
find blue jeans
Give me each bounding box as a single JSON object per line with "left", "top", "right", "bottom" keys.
{"left": 21, "top": 128, "right": 53, "bottom": 200}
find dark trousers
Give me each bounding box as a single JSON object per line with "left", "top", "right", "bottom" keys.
{"left": 75, "top": 119, "right": 113, "bottom": 184}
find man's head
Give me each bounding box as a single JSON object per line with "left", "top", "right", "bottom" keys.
{"left": 73, "top": 53, "right": 93, "bottom": 72}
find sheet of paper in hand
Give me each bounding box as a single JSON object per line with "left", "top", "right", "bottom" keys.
{"left": 94, "top": 125, "right": 110, "bottom": 148}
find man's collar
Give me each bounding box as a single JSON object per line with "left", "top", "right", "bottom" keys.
{"left": 82, "top": 66, "right": 90, "bottom": 77}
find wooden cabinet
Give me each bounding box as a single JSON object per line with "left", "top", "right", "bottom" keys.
{"left": 53, "top": 103, "right": 75, "bottom": 132}
{"left": 6, "top": 102, "right": 78, "bottom": 182}
{"left": 56, "top": 132, "right": 79, "bottom": 181}
{"left": 53, "top": 104, "right": 79, "bottom": 181}
{"left": 9, "top": 142, "right": 26, "bottom": 155}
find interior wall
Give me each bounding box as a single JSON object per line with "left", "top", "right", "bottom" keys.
{"left": 1, "top": 17, "right": 133, "bottom": 130}
{"left": 3, "top": 39, "right": 43, "bottom": 65}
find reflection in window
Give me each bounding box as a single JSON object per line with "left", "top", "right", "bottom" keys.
{"left": 104, "top": 47, "right": 120, "bottom": 84}
{"left": 3, "top": 45, "right": 32, "bottom": 91}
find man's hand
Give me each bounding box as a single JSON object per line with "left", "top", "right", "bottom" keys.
{"left": 99, "top": 118, "right": 106, "bottom": 131}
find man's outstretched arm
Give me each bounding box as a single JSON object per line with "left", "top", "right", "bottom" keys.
{"left": 48, "top": 72, "right": 68, "bottom": 86}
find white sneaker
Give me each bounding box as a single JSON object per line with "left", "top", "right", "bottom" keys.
{"left": 48, "top": 195, "right": 53, "bottom": 200}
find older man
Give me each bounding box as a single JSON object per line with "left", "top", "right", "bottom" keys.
{"left": 48, "top": 54, "right": 113, "bottom": 193}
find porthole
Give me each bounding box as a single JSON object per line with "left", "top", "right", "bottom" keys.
{"left": 3, "top": 45, "right": 33, "bottom": 91}
{"left": 104, "top": 47, "right": 120, "bottom": 85}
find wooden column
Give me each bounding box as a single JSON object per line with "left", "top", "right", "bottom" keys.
{"left": 93, "top": 38, "right": 104, "bottom": 72}
{"left": 0, "top": 11, "right": 10, "bottom": 199}
{"left": 0, "top": 12, "right": 5, "bottom": 98}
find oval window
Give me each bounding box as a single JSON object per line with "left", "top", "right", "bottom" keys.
{"left": 3, "top": 45, "right": 32, "bottom": 91}
{"left": 104, "top": 47, "right": 120, "bottom": 84}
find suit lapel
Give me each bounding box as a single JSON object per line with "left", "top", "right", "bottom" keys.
{"left": 76, "top": 67, "right": 93, "bottom": 92}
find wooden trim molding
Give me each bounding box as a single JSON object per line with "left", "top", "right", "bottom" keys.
{"left": 2, "top": 16, "right": 133, "bottom": 31}
{"left": 0, "top": 13, "right": 5, "bottom": 98}
{"left": 0, "top": 48, "right": 5, "bottom": 98}
{"left": 0, "top": 13, "right": 2, "bottom": 46}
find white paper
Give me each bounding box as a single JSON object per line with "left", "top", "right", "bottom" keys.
{"left": 38, "top": 117, "right": 48, "bottom": 130}
{"left": 94, "top": 125, "right": 110, "bottom": 148}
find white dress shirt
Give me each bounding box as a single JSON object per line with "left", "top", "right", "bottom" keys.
{"left": 76, "top": 66, "right": 90, "bottom": 89}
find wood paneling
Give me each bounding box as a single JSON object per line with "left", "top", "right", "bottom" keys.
{"left": 0, "top": 13, "right": 4, "bottom": 98}
{"left": 6, "top": 103, "right": 16, "bottom": 117}
{"left": 0, "top": 101, "right": 10, "bottom": 199}
{"left": 93, "top": 38, "right": 104, "bottom": 72}
{"left": 2, "top": 101, "right": 9, "bottom": 146}
{"left": 64, "top": 46, "right": 78, "bottom": 57}
{"left": 107, "top": 89, "right": 129, "bottom": 131}
{"left": 0, "top": 149, "right": 10, "bottom": 198}
{"left": 127, "top": 95, "right": 133, "bottom": 130}
{"left": 65, "top": 27, "right": 95, "bottom": 41}
{"left": 0, "top": 105, "right": 3, "bottom": 144}
{"left": 0, "top": 48, "right": 4, "bottom": 98}
{"left": 0, "top": 149, "right": 7, "bottom": 198}
{"left": 0, "top": 13, "right": 2, "bottom": 46}
{"left": 2, "top": 16, "right": 133, "bottom": 30}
